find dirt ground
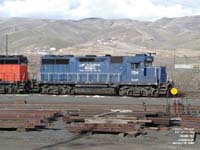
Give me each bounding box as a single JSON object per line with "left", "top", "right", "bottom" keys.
{"left": 0, "top": 95, "right": 199, "bottom": 150}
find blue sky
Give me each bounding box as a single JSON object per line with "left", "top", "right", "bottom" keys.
{"left": 0, "top": 0, "right": 199, "bottom": 20}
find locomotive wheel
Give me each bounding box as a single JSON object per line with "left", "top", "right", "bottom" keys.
{"left": 6, "top": 86, "right": 12, "bottom": 94}
{"left": 41, "top": 85, "right": 48, "bottom": 94}
{"left": 141, "top": 88, "right": 149, "bottom": 97}
{"left": 141, "top": 91, "right": 147, "bottom": 97}
{"left": 118, "top": 88, "right": 127, "bottom": 96}
{"left": 46, "top": 86, "right": 59, "bottom": 95}
{"left": 46, "top": 87, "right": 53, "bottom": 94}
{"left": 118, "top": 86, "right": 129, "bottom": 96}
{"left": 0, "top": 86, "right": 6, "bottom": 94}
{"left": 7, "top": 85, "right": 17, "bottom": 94}
{"left": 59, "top": 85, "right": 71, "bottom": 95}
{"left": 70, "top": 88, "right": 75, "bottom": 95}
{"left": 126, "top": 87, "right": 141, "bottom": 97}
{"left": 59, "top": 86, "right": 67, "bottom": 95}
{"left": 150, "top": 88, "right": 159, "bottom": 97}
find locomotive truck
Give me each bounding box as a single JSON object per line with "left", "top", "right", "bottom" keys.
{"left": 0, "top": 54, "right": 173, "bottom": 96}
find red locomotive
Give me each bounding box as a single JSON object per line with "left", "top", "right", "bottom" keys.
{"left": 0, "top": 55, "right": 29, "bottom": 93}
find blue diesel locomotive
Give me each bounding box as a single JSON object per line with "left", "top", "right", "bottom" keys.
{"left": 39, "top": 54, "right": 173, "bottom": 96}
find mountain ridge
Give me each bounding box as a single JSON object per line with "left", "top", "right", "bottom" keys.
{"left": 0, "top": 16, "right": 200, "bottom": 56}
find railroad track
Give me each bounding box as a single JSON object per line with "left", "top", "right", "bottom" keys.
{"left": 0, "top": 101, "right": 199, "bottom": 113}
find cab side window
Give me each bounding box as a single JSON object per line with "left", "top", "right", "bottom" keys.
{"left": 131, "top": 63, "right": 140, "bottom": 69}
{"left": 144, "top": 62, "right": 152, "bottom": 67}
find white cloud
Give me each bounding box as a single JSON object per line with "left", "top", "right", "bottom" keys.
{"left": 195, "top": 8, "right": 200, "bottom": 15}
{"left": 0, "top": 0, "right": 198, "bottom": 20}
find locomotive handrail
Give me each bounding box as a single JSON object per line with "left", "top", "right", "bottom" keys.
{"left": 41, "top": 72, "right": 121, "bottom": 82}
{"left": 0, "top": 72, "right": 21, "bottom": 82}
{"left": 119, "top": 64, "right": 127, "bottom": 74}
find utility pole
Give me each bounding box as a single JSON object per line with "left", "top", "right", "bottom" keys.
{"left": 173, "top": 48, "right": 176, "bottom": 69}
{"left": 6, "top": 34, "right": 8, "bottom": 56}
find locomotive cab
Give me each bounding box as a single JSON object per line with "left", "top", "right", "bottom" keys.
{"left": 129, "top": 54, "right": 167, "bottom": 85}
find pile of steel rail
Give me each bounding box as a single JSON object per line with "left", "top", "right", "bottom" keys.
{"left": 0, "top": 101, "right": 62, "bottom": 131}
{"left": 64, "top": 109, "right": 172, "bottom": 136}
{"left": 180, "top": 116, "right": 200, "bottom": 133}
{"left": 0, "top": 100, "right": 199, "bottom": 134}
{"left": 63, "top": 101, "right": 200, "bottom": 135}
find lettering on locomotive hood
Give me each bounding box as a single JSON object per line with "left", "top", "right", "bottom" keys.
{"left": 79, "top": 63, "right": 101, "bottom": 72}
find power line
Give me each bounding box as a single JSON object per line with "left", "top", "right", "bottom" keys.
{"left": 6, "top": 34, "right": 8, "bottom": 56}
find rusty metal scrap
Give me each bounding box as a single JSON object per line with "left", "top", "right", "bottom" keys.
{"left": 0, "top": 101, "right": 199, "bottom": 135}
{"left": 0, "top": 109, "right": 62, "bottom": 131}
{"left": 63, "top": 105, "right": 200, "bottom": 135}
{"left": 64, "top": 108, "right": 172, "bottom": 135}
{"left": 180, "top": 116, "right": 200, "bottom": 132}
{"left": 66, "top": 123, "right": 140, "bottom": 134}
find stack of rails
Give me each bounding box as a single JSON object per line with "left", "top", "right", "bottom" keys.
{"left": 0, "top": 109, "right": 62, "bottom": 131}
{"left": 63, "top": 103, "right": 200, "bottom": 135}
{"left": 63, "top": 109, "right": 168, "bottom": 124}
{"left": 64, "top": 109, "right": 171, "bottom": 136}
{"left": 180, "top": 116, "right": 200, "bottom": 133}
{"left": 0, "top": 101, "right": 199, "bottom": 134}
{"left": 64, "top": 109, "right": 200, "bottom": 135}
